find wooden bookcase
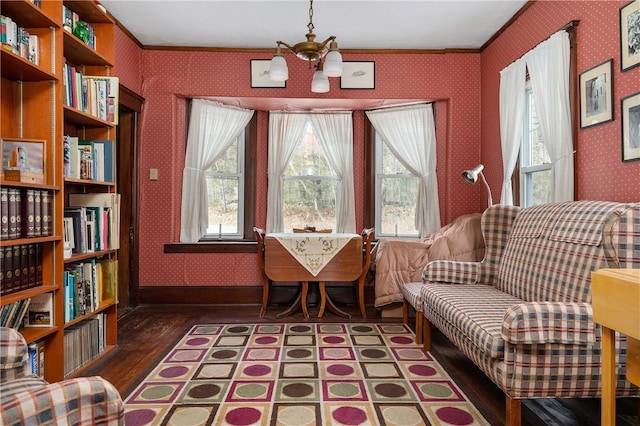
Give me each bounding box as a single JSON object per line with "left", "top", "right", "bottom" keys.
{"left": 0, "top": 0, "right": 118, "bottom": 382}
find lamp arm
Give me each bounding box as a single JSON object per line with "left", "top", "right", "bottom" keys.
{"left": 478, "top": 171, "right": 493, "bottom": 208}
{"left": 318, "top": 36, "right": 336, "bottom": 49}
{"left": 276, "top": 40, "right": 296, "bottom": 53}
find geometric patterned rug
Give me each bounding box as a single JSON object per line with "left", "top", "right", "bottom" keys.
{"left": 123, "top": 323, "right": 490, "bottom": 425}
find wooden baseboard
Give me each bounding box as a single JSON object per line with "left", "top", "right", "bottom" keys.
{"left": 139, "top": 285, "right": 376, "bottom": 306}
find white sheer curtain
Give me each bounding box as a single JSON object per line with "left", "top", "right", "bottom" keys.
{"left": 309, "top": 113, "right": 356, "bottom": 233}
{"left": 180, "top": 99, "right": 254, "bottom": 242}
{"left": 266, "top": 112, "right": 308, "bottom": 233}
{"left": 499, "top": 57, "right": 527, "bottom": 205}
{"left": 366, "top": 104, "right": 440, "bottom": 237}
{"left": 525, "top": 31, "right": 574, "bottom": 202}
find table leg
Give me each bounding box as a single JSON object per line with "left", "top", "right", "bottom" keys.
{"left": 601, "top": 325, "right": 616, "bottom": 426}
{"left": 276, "top": 284, "right": 303, "bottom": 319}
{"left": 318, "top": 282, "right": 327, "bottom": 317}
{"left": 317, "top": 282, "right": 351, "bottom": 319}
{"left": 300, "top": 282, "right": 310, "bottom": 318}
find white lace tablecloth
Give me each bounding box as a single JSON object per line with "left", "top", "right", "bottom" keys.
{"left": 269, "top": 233, "right": 360, "bottom": 277}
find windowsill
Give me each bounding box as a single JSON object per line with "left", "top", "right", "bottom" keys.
{"left": 164, "top": 241, "right": 257, "bottom": 253}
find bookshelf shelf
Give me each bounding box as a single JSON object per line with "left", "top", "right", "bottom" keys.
{"left": 1, "top": 0, "right": 118, "bottom": 383}
{"left": 0, "top": 50, "right": 58, "bottom": 82}
{"left": 63, "top": 105, "right": 116, "bottom": 128}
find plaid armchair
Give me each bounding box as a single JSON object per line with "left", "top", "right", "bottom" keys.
{"left": 0, "top": 327, "right": 124, "bottom": 425}
{"left": 415, "top": 201, "right": 640, "bottom": 426}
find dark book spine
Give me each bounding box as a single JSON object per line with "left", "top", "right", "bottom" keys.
{"left": 20, "top": 244, "right": 29, "bottom": 290}
{"left": 12, "top": 245, "right": 21, "bottom": 291}
{"left": 14, "top": 190, "right": 21, "bottom": 239}
{"left": 1, "top": 188, "right": 8, "bottom": 240}
{"left": 28, "top": 243, "right": 36, "bottom": 289}
{"left": 35, "top": 243, "right": 42, "bottom": 286}
{"left": 33, "top": 190, "right": 41, "bottom": 237}
{"left": 41, "top": 190, "right": 52, "bottom": 237}
{"left": 8, "top": 189, "right": 17, "bottom": 239}
{"left": 0, "top": 246, "right": 5, "bottom": 296}
{"left": 4, "top": 246, "right": 14, "bottom": 295}
{"left": 22, "top": 189, "right": 35, "bottom": 238}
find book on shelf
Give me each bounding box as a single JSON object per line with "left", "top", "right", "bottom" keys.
{"left": 68, "top": 193, "right": 120, "bottom": 250}
{"left": 63, "top": 313, "right": 105, "bottom": 377}
{"left": 24, "top": 292, "right": 53, "bottom": 327}
{"left": 82, "top": 76, "right": 119, "bottom": 124}
{"left": 0, "top": 243, "right": 44, "bottom": 296}
{"left": 1, "top": 187, "right": 8, "bottom": 239}
{"left": 0, "top": 297, "right": 31, "bottom": 329}
{"left": 26, "top": 340, "right": 45, "bottom": 378}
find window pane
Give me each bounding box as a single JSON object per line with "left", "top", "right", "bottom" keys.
{"left": 379, "top": 176, "right": 418, "bottom": 236}
{"left": 381, "top": 142, "right": 410, "bottom": 174}
{"left": 212, "top": 142, "right": 238, "bottom": 173}
{"left": 523, "top": 91, "right": 550, "bottom": 167}
{"left": 284, "top": 129, "right": 333, "bottom": 177}
{"left": 206, "top": 175, "right": 239, "bottom": 234}
{"left": 524, "top": 169, "right": 552, "bottom": 206}
{"left": 282, "top": 179, "right": 337, "bottom": 231}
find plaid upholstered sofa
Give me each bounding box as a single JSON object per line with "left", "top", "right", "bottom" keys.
{"left": 409, "top": 200, "right": 640, "bottom": 426}
{"left": 0, "top": 327, "right": 124, "bottom": 425}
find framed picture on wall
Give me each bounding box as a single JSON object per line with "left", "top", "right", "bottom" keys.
{"left": 340, "top": 61, "right": 375, "bottom": 89}
{"left": 579, "top": 59, "right": 614, "bottom": 129}
{"left": 620, "top": 0, "right": 640, "bottom": 71}
{"left": 621, "top": 90, "right": 640, "bottom": 162}
{"left": 250, "top": 59, "right": 285, "bottom": 88}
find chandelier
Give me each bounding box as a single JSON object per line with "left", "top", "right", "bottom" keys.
{"left": 268, "top": 0, "right": 343, "bottom": 93}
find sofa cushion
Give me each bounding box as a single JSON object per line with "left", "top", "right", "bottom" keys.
{"left": 421, "top": 284, "right": 521, "bottom": 358}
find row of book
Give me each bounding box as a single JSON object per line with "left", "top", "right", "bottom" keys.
{"left": 64, "top": 259, "right": 118, "bottom": 323}
{"left": 1, "top": 243, "right": 43, "bottom": 297}
{"left": 28, "top": 340, "right": 46, "bottom": 379}
{"left": 63, "top": 136, "right": 115, "bottom": 182}
{"left": 64, "top": 313, "right": 106, "bottom": 377}
{"left": 1, "top": 188, "right": 54, "bottom": 240}
{"left": 62, "top": 64, "right": 119, "bottom": 124}
{"left": 0, "top": 297, "right": 31, "bottom": 329}
{"left": 62, "top": 5, "right": 97, "bottom": 50}
{"left": 64, "top": 193, "right": 120, "bottom": 256}
{"left": 1, "top": 15, "right": 39, "bottom": 66}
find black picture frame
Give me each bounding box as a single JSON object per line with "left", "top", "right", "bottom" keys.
{"left": 579, "top": 59, "right": 614, "bottom": 129}
{"left": 621, "top": 90, "right": 640, "bottom": 162}
{"left": 250, "top": 59, "right": 286, "bottom": 88}
{"left": 340, "top": 61, "right": 375, "bottom": 89}
{"left": 620, "top": 0, "right": 640, "bottom": 72}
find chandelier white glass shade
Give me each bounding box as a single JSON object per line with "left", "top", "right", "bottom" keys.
{"left": 311, "top": 62, "right": 330, "bottom": 93}
{"left": 269, "top": 0, "right": 343, "bottom": 89}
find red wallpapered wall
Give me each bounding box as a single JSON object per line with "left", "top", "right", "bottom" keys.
{"left": 114, "top": 0, "right": 639, "bottom": 288}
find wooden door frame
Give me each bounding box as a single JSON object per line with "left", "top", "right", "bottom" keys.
{"left": 117, "top": 86, "right": 144, "bottom": 309}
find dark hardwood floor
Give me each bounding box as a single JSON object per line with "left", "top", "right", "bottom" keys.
{"left": 82, "top": 303, "right": 640, "bottom": 426}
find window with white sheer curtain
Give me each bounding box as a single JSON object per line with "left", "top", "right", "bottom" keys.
{"left": 366, "top": 104, "right": 440, "bottom": 238}
{"left": 266, "top": 112, "right": 355, "bottom": 234}
{"left": 180, "top": 99, "right": 254, "bottom": 242}
{"left": 500, "top": 30, "right": 575, "bottom": 206}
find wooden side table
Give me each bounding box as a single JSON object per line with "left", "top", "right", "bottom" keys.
{"left": 591, "top": 268, "right": 640, "bottom": 426}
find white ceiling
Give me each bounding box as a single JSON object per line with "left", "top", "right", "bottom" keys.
{"left": 99, "top": 0, "right": 529, "bottom": 50}
{"left": 99, "top": 0, "right": 529, "bottom": 111}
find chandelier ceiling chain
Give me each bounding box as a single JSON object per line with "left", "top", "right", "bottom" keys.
{"left": 268, "top": 0, "right": 343, "bottom": 92}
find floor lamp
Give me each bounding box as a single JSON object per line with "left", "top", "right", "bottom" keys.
{"left": 461, "top": 164, "right": 493, "bottom": 209}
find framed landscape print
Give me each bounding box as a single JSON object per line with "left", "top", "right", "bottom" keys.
{"left": 621, "top": 90, "right": 640, "bottom": 162}
{"left": 340, "top": 61, "right": 375, "bottom": 89}
{"left": 579, "top": 59, "right": 614, "bottom": 129}
{"left": 250, "top": 59, "right": 285, "bottom": 88}
{"left": 620, "top": 0, "right": 640, "bottom": 71}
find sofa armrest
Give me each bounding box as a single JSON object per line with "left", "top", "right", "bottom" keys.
{"left": 501, "top": 302, "right": 596, "bottom": 345}
{"left": 422, "top": 260, "right": 480, "bottom": 284}
{"left": 1, "top": 376, "right": 124, "bottom": 426}
{"left": 0, "top": 327, "right": 28, "bottom": 383}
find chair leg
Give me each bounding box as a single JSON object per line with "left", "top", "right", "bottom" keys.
{"left": 358, "top": 276, "right": 366, "bottom": 318}
{"left": 415, "top": 311, "right": 423, "bottom": 345}
{"left": 505, "top": 396, "right": 522, "bottom": 426}
{"left": 259, "top": 278, "right": 269, "bottom": 318}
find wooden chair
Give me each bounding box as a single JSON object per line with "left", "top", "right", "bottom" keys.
{"left": 253, "top": 227, "right": 270, "bottom": 317}
{"left": 357, "top": 228, "right": 375, "bottom": 318}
